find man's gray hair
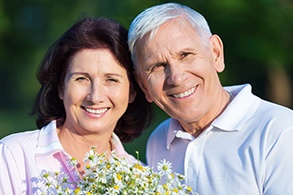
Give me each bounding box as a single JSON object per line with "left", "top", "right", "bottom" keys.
{"left": 128, "top": 2, "right": 212, "bottom": 65}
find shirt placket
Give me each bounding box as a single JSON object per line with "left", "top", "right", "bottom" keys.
{"left": 184, "top": 134, "right": 206, "bottom": 189}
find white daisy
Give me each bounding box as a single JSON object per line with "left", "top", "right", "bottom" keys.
{"left": 157, "top": 159, "right": 173, "bottom": 176}
{"left": 40, "top": 147, "right": 197, "bottom": 195}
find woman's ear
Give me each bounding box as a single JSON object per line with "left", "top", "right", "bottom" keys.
{"left": 58, "top": 85, "right": 64, "bottom": 100}
{"left": 128, "top": 88, "right": 136, "bottom": 103}
{"left": 209, "top": 35, "right": 225, "bottom": 73}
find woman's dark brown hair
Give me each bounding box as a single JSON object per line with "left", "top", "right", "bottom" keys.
{"left": 31, "top": 17, "right": 153, "bottom": 142}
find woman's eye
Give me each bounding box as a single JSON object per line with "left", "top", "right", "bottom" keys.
{"left": 106, "top": 77, "right": 118, "bottom": 83}
{"left": 75, "top": 77, "right": 90, "bottom": 84}
{"left": 76, "top": 77, "right": 88, "bottom": 81}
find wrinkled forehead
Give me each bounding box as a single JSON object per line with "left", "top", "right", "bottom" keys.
{"left": 133, "top": 18, "right": 202, "bottom": 74}
{"left": 132, "top": 17, "right": 195, "bottom": 62}
{"left": 140, "top": 17, "right": 192, "bottom": 47}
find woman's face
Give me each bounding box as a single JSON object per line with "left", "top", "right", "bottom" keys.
{"left": 59, "top": 48, "right": 135, "bottom": 135}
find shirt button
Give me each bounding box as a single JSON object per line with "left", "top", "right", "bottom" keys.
{"left": 188, "top": 162, "right": 193, "bottom": 167}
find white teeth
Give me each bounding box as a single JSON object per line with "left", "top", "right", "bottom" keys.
{"left": 85, "top": 108, "right": 108, "bottom": 114}
{"left": 172, "top": 87, "right": 196, "bottom": 98}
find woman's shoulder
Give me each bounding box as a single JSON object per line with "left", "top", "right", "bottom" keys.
{"left": 0, "top": 129, "right": 40, "bottom": 151}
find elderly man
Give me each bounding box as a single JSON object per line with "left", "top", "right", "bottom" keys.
{"left": 128, "top": 2, "right": 293, "bottom": 194}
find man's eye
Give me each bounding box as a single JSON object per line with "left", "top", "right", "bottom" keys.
{"left": 150, "top": 63, "right": 167, "bottom": 72}
{"left": 180, "top": 52, "right": 191, "bottom": 59}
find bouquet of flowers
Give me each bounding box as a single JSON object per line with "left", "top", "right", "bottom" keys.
{"left": 40, "top": 146, "right": 196, "bottom": 195}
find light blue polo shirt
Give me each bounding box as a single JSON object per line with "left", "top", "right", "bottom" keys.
{"left": 147, "top": 84, "right": 293, "bottom": 194}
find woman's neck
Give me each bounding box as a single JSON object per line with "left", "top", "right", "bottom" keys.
{"left": 57, "top": 126, "right": 113, "bottom": 174}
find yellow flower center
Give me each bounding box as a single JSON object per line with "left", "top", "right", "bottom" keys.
{"left": 116, "top": 173, "right": 122, "bottom": 180}
{"left": 134, "top": 163, "right": 143, "bottom": 170}
{"left": 74, "top": 187, "right": 80, "bottom": 194}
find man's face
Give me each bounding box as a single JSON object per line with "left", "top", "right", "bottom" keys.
{"left": 135, "top": 18, "right": 225, "bottom": 128}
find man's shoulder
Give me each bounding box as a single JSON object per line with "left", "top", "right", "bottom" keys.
{"left": 257, "top": 100, "right": 293, "bottom": 131}
{"left": 149, "top": 118, "right": 172, "bottom": 139}
{"left": 256, "top": 98, "right": 293, "bottom": 119}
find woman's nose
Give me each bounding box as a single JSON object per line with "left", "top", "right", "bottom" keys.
{"left": 86, "top": 82, "right": 104, "bottom": 104}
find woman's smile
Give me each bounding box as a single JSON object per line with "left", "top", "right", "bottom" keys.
{"left": 82, "top": 106, "right": 109, "bottom": 117}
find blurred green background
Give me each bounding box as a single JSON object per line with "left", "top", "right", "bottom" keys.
{"left": 0, "top": 0, "right": 292, "bottom": 163}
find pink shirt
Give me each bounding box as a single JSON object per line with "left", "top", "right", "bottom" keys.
{"left": 0, "top": 120, "right": 137, "bottom": 195}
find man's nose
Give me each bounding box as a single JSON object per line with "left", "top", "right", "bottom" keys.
{"left": 166, "top": 62, "right": 186, "bottom": 86}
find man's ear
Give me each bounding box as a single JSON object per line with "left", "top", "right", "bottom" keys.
{"left": 134, "top": 71, "right": 153, "bottom": 103}
{"left": 209, "top": 35, "right": 225, "bottom": 73}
